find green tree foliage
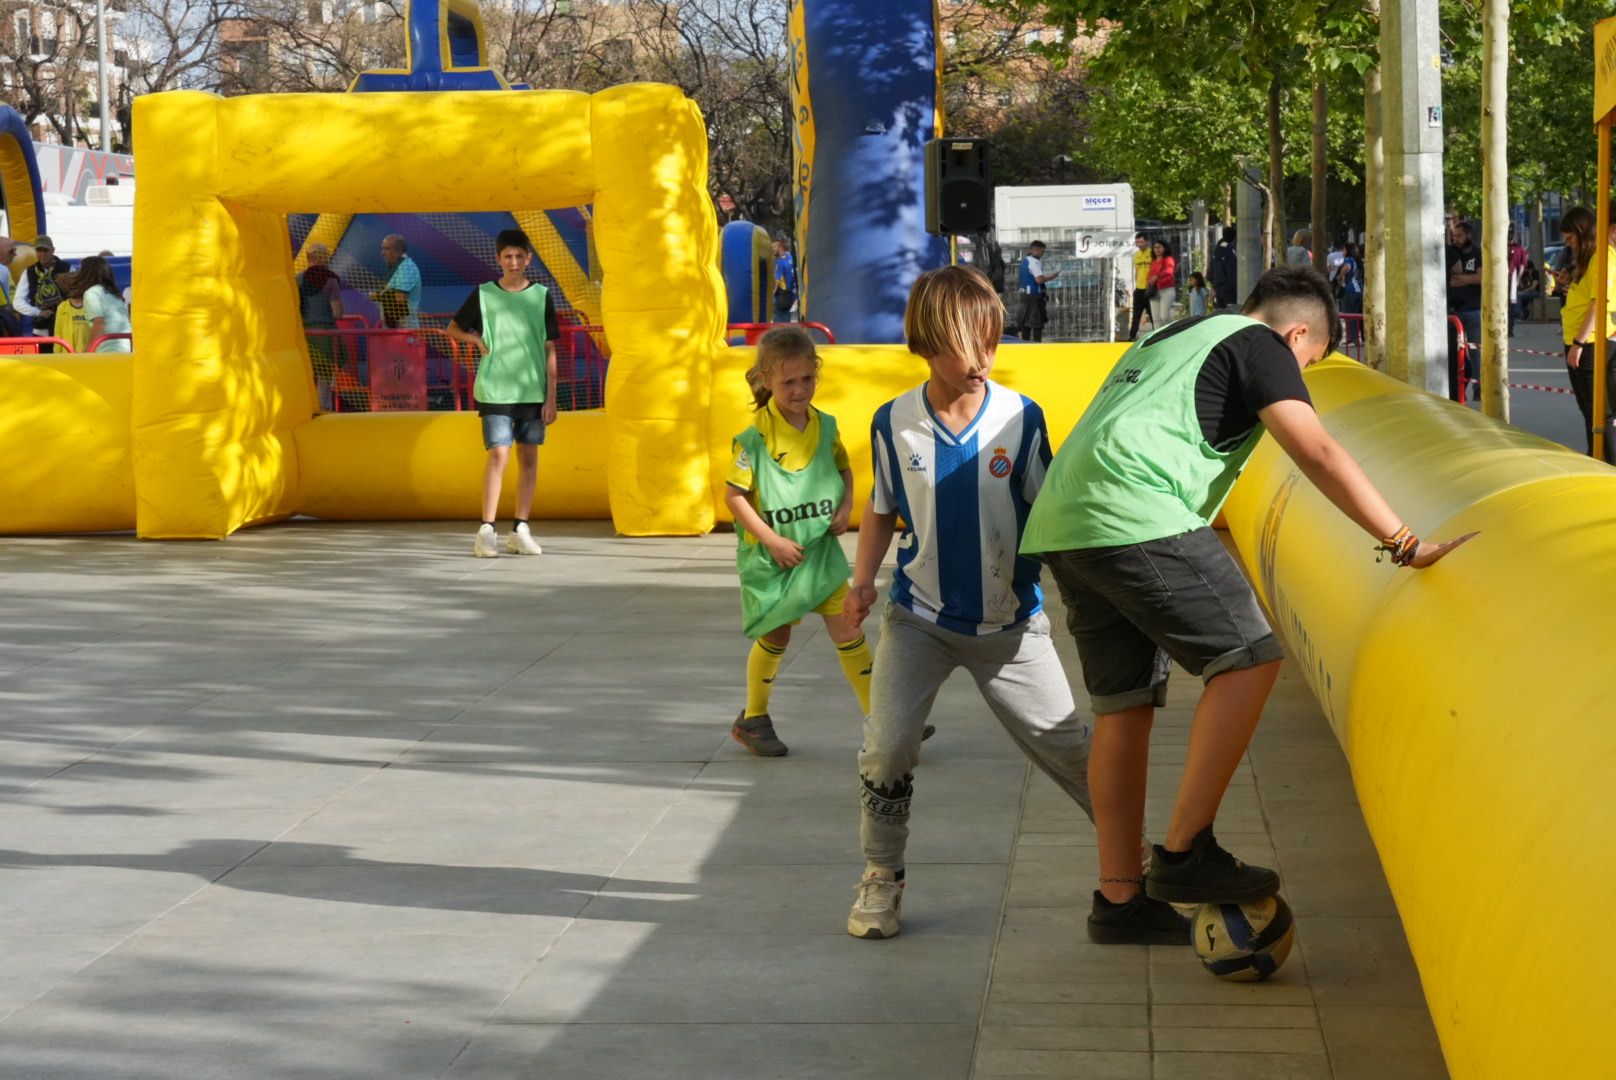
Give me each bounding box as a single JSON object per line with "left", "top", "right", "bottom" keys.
{"left": 1441, "top": 0, "right": 1603, "bottom": 216}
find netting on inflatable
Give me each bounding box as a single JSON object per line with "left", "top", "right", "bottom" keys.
{"left": 286, "top": 209, "right": 608, "bottom": 412}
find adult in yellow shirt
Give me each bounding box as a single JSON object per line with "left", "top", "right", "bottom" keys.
{"left": 1558, "top": 205, "right": 1616, "bottom": 461}
{"left": 1128, "top": 233, "right": 1153, "bottom": 341}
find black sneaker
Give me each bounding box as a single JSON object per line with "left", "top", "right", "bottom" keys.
{"left": 732, "top": 712, "right": 788, "bottom": 757}
{"left": 1145, "top": 826, "right": 1280, "bottom": 905}
{"left": 921, "top": 724, "right": 936, "bottom": 742}
{"left": 1086, "top": 890, "right": 1191, "bottom": 945}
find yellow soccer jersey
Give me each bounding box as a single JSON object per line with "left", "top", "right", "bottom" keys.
{"left": 727, "top": 399, "right": 850, "bottom": 492}
{"left": 1133, "top": 248, "right": 1152, "bottom": 290}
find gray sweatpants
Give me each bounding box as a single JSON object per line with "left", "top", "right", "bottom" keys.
{"left": 859, "top": 604, "right": 1094, "bottom": 871}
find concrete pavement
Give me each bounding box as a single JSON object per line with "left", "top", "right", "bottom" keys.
{"left": 0, "top": 523, "right": 1447, "bottom": 1078}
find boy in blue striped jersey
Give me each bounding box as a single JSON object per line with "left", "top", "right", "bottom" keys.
{"left": 841, "top": 266, "right": 1188, "bottom": 945}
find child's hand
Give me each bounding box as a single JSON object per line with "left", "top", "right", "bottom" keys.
{"left": 472, "top": 336, "right": 489, "bottom": 358}
{"left": 765, "top": 536, "right": 804, "bottom": 569}
{"left": 830, "top": 501, "right": 851, "bottom": 535}
{"left": 1408, "top": 531, "right": 1479, "bottom": 569}
{"left": 843, "top": 583, "right": 878, "bottom": 629}
{"left": 542, "top": 399, "right": 558, "bottom": 424}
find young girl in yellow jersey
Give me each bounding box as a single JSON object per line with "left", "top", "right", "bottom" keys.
{"left": 724, "top": 327, "right": 871, "bottom": 757}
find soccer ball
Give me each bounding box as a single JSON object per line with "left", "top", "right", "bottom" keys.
{"left": 1191, "top": 895, "right": 1296, "bottom": 982}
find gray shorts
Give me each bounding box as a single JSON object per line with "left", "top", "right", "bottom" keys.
{"left": 1041, "top": 527, "right": 1283, "bottom": 714}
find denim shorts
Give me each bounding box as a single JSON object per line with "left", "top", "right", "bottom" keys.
{"left": 480, "top": 406, "right": 546, "bottom": 449}
{"left": 1041, "top": 527, "right": 1283, "bottom": 714}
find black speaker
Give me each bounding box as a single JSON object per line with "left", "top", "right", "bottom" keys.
{"left": 925, "top": 138, "right": 992, "bottom": 236}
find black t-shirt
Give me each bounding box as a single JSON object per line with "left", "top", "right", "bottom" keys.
{"left": 452, "top": 282, "right": 561, "bottom": 339}
{"left": 1448, "top": 242, "right": 1481, "bottom": 311}
{"left": 1143, "top": 317, "right": 1313, "bottom": 451}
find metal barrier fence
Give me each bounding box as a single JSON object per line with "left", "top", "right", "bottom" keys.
{"left": 998, "top": 241, "right": 1124, "bottom": 343}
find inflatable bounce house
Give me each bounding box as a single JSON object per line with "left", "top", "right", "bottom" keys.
{"left": 4, "top": 3, "right": 1616, "bottom": 1075}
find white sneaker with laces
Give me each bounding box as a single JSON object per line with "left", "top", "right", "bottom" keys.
{"left": 473, "top": 523, "right": 500, "bottom": 558}
{"left": 505, "top": 522, "right": 543, "bottom": 556}
{"left": 847, "top": 866, "right": 903, "bottom": 939}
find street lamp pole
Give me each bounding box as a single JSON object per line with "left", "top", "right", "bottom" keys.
{"left": 96, "top": 0, "right": 111, "bottom": 151}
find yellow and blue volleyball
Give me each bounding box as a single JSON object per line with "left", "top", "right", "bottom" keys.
{"left": 1191, "top": 895, "right": 1296, "bottom": 982}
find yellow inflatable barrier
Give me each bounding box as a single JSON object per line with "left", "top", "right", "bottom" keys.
{"left": 1223, "top": 359, "right": 1616, "bottom": 1079}
{"left": 0, "top": 354, "right": 135, "bottom": 532}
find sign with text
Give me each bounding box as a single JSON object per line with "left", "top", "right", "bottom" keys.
{"left": 368, "top": 335, "right": 429, "bottom": 411}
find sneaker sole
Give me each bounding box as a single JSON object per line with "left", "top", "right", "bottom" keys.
{"left": 1144, "top": 874, "right": 1281, "bottom": 906}
{"left": 730, "top": 728, "right": 787, "bottom": 757}
{"left": 1086, "top": 919, "right": 1191, "bottom": 946}
{"left": 505, "top": 545, "right": 543, "bottom": 556}
{"left": 847, "top": 922, "right": 898, "bottom": 940}
{"left": 473, "top": 548, "right": 500, "bottom": 559}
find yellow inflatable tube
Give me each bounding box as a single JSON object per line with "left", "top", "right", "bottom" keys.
{"left": 1223, "top": 359, "right": 1616, "bottom": 1079}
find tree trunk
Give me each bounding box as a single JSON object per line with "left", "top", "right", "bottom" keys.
{"left": 1222, "top": 182, "right": 1233, "bottom": 228}
{"left": 1267, "top": 73, "right": 1285, "bottom": 269}
{"left": 1311, "top": 74, "right": 1328, "bottom": 274}
{"left": 1480, "top": 0, "right": 1510, "bottom": 420}
{"left": 1364, "top": 61, "right": 1387, "bottom": 368}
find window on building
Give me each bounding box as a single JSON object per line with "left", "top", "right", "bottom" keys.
{"left": 1025, "top": 29, "right": 1042, "bottom": 45}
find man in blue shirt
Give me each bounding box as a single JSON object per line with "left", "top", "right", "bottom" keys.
{"left": 772, "top": 236, "right": 797, "bottom": 323}
{"left": 375, "top": 233, "right": 422, "bottom": 329}
{"left": 1015, "top": 240, "right": 1059, "bottom": 341}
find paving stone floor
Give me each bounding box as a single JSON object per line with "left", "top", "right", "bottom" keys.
{"left": 0, "top": 522, "right": 1448, "bottom": 1079}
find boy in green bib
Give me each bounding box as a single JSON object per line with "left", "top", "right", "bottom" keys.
{"left": 723, "top": 327, "right": 874, "bottom": 757}
{"left": 446, "top": 228, "right": 559, "bottom": 558}
{"left": 1023, "top": 267, "right": 1475, "bottom": 913}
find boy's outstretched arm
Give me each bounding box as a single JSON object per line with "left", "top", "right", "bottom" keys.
{"left": 1259, "top": 399, "right": 1476, "bottom": 569}
{"left": 845, "top": 498, "right": 897, "bottom": 629}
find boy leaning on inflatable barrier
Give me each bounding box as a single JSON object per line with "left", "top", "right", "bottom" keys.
{"left": 1022, "top": 265, "right": 1477, "bottom": 916}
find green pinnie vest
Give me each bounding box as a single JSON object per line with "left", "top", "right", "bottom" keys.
{"left": 472, "top": 281, "right": 549, "bottom": 405}
{"left": 733, "top": 411, "right": 850, "bottom": 639}
{"left": 1022, "top": 314, "right": 1271, "bottom": 554}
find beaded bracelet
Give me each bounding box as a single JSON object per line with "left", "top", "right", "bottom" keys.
{"left": 1375, "top": 525, "right": 1419, "bottom": 567}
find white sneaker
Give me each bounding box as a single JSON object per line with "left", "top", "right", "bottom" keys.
{"left": 473, "top": 523, "right": 500, "bottom": 558}
{"left": 505, "top": 522, "right": 543, "bottom": 556}
{"left": 847, "top": 866, "right": 903, "bottom": 939}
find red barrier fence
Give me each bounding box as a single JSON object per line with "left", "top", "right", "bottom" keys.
{"left": 726, "top": 322, "right": 837, "bottom": 345}
{"left": 0, "top": 336, "right": 76, "bottom": 354}
{"left": 306, "top": 323, "right": 608, "bottom": 413}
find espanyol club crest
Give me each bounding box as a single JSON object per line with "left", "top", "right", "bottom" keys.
{"left": 988, "top": 447, "right": 1013, "bottom": 478}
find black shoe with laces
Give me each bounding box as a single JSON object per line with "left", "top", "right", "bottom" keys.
{"left": 1145, "top": 825, "right": 1280, "bottom": 905}
{"left": 1086, "top": 890, "right": 1192, "bottom": 945}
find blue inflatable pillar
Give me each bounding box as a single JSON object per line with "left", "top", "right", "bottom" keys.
{"left": 721, "top": 221, "right": 773, "bottom": 325}
{"left": 788, "top": 0, "right": 950, "bottom": 344}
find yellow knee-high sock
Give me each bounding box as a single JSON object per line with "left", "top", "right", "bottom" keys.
{"left": 744, "top": 638, "right": 788, "bottom": 718}
{"left": 834, "top": 634, "right": 873, "bottom": 715}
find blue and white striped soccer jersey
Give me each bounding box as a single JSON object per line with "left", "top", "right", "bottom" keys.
{"left": 870, "top": 381, "right": 1052, "bottom": 635}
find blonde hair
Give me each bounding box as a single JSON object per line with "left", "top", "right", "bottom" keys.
{"left": 745, "top": 325, "right": 820, "bottom": 409}
{"left": 904, "top": 266, "right": 1002, "bottom": 371}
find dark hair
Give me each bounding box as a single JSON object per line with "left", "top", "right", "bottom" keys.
{"left": 1189, "top": 271, "right": 1207, "bottom": 289}
{"left": 1029, "top": 239, "right": 1046, "bottom": 250}
{"left": 1561, "top": 207, "right": 1599, "bottom": 284}
{"left": 1220, "top": 226, "right": 1236, "bottom": 244}
{"left": 494, "top": 228, "right": 531, "bottom": 254}
{"left": 1242, "top": 266, "right": 1339, "bottom": 353}
{"left": 1152, "top": 239, "right": 1171, "bottom": 258}
{"left": 1135, "top": 231, "right": 1147, "bottom": 241}
{"left": 69, "top": 255, "right": 119, "bottom": 299}
{"left": 1452, "top": 219, "right": 1473, "bottom": 243}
